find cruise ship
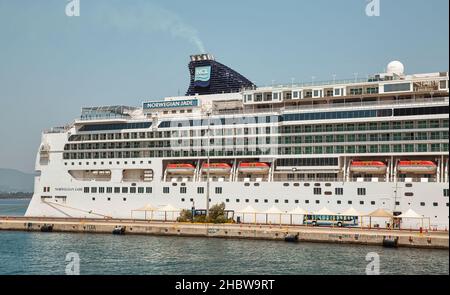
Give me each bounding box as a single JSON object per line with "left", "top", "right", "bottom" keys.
{"left": 25, "top": 54, "right": 449, "bottom": 230}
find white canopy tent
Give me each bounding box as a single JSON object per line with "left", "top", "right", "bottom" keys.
{"left": 289, "top": 207, "right": 308, "bottom": 215}
{"left": 368, "top": 208, "right": 394, "bottom": 229}
{"left": 237, "top": 206, "right": 260, "bottom": 224}
{"left": 314, "top": 207, "right": 336, "bottom": 216}
{"left": 398, "top": 209, "right": 431, "bottom": 230}
{"left": 158, "top": 204, "right": 181, "bottom": 221}
{"left": 341, "top": 207, "right": 363, "bottom": 216}
{"left": 131, "top": 204, "right": 158, "bottom": 220}
{"left": 398, "top": 208, "right": 422, "bottom": 218}
{"left": 288, "top": 207, "right": 308, "bottom": 225}
{"left": 263, "top": 206, "right": 284, "bottom": 225}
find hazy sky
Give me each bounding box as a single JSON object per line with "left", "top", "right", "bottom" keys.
{"left": 0, "top": 0, "right": 448, "bottom": 173}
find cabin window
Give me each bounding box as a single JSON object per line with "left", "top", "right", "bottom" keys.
{"left": 335, "top": 188, "right": 344, "bottom": 195}
{"left": 215, "top": 187, "right": 223, "bottom": 194}
{"left": 163, "top": 187, "right": 170, "bottom": 194}
{"left": 180, "top": 187, "right": 187, "bottom": 194}
{"left": 357, "top": 188, "right": 366, "bottom": 196}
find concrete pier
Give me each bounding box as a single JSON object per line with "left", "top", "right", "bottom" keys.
{"left": 0, "top": 217, "right": 448, "bottom": 249}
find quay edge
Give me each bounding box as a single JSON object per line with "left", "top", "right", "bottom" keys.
{"left": 0, "top": 217, "right": 448, "bottom": 250}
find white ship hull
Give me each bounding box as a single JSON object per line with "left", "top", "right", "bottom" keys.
{"left": 25, "top": 156, "right": 450, "bottom": 230}
{"left": 24, "top": 55, "right": 450, "bottom": 230}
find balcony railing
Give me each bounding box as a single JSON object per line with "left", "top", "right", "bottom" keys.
{"left": 215, "top": 97, "right": 449, "bottom": 116}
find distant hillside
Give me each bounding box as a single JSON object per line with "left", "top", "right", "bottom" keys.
{"left": 0, "top": 168, "right": 34, "bottom": 193}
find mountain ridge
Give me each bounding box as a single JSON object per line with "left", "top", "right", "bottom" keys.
{"left": 0, "top": 168, "right": 34, "bottom": 193}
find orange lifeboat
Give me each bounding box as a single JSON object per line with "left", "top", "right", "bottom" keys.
{"left": 350, "top": 161, "right": 387, "bottom": 174}
{"left": 398, "top": 160, "right": 437, "bottom": 174}
{"left": 238, "top": 162, "right": 270, "bottom": 174}
{"left": 166, "top": 164, "right": 196, "bottom": 174}
{"left": 202, "top": 163, "right": 232, "bottom": 174}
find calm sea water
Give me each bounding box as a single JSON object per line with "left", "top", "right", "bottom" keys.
{"left": 0, "top": 199, "right": 448, "bottom": 275}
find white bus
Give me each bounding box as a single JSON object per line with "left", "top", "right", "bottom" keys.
{"left": 303, "top": 214, "right": 359, "bottom": 227}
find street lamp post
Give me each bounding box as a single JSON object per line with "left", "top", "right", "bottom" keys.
{"left": 206, "top": 112, "right": 211, "bottom": 218}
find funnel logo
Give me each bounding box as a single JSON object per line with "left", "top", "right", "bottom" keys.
{"left": 194, "top": 66, "right": 211, "bottom": 87}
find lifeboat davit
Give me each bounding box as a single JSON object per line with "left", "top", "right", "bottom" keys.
{"left": 350, "top": 161, "right": 387, "bottom": 174}
{"left": 398, "top": 161, "right": 437, "bottom": 174}
{"left": 202, "top": 163, "right": 232, "bottom": 174}
{"left": 238, "top": 162, "right": 270, "bottom": 174}
{"left": 166, "top": 164, "right": 196, "bottom": 174}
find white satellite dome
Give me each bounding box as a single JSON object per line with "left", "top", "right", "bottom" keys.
{"left": 387, "top": 61, "right": 405, "bottom": 75}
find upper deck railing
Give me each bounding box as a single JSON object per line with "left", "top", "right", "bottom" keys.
{"left": 79, "top": 106, "right": 138, "bottom": 121}
{"left": 243, "top": 73, "right": 449, "bottom": 91}
{"left": 44, "top": 97, "right": 449, "bottom": 133}
{"left": 214, "top": 97, "right": 449, "bottom": 116}
{"left": 246, "top": 78, "right": 371, "bottom": 91}
{"left": 44, "top": 126, "right": 71, "bottom": 134}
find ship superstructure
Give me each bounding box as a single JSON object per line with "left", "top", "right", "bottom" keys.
{"left": 26, "top": 54, "right": 449, "bottom": 229}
